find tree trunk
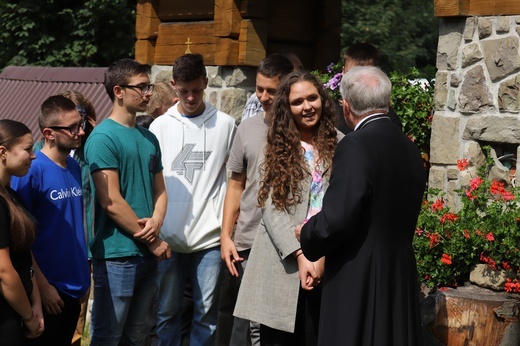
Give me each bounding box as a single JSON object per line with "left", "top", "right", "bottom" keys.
{"left": 420, "top": 284, "right": 520, "bottom": 346}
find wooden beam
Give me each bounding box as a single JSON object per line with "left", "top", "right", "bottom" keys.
{"left": 267, "top": 42, "right": 315, "bottom": 70}
{"left": 239, "top": 0, "right": 268, "bottom": 19}
{"left": 315, "top": 0, "right": 341, "bottom": 70}
{"left": 155, "top": 22, "right": 217, "bottom": 65}
{"left": 214, "top": 0, "right": 242, "bottom": 38}
{"left": 434, "top": 0, "right": 520, "bottom": 17}
{"left": 215, "top": 38, "right": 239, "bottom": 65}
{"left": 135, "top": 39, "right": 156, "bottom": 65}
{"left": 469, "top": 0, "right": 520, "bottom": 15}
{"left": 136, "top": 0, "right": 160, "bottom": 40}
{"left": 238, "top": 19, "right": 267, "bottom": 66}
{"left": 267, "top": 0, "right": 316, "bottom": 45}
{"left": 434, "top": 0, "right": 470, "bottom": 17}
{"left": 158, "top": 0, "right": 214, "bottom": 21}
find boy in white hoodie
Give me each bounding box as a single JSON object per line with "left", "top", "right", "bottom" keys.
{"left": 149, "top": 53, "right": 236, "bottom": 346}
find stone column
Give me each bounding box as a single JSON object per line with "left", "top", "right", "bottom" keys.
{"left": 431, "top": 16, "right": 520, "bottom": 207}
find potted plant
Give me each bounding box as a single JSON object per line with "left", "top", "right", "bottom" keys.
{"left": 414, "top": 147, "right": 520, "bottom": 292}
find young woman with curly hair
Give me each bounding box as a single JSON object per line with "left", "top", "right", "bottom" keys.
{"left": 0, "top": 119, "right": 43, "bottom": 344}
{"left": 234, "top": 70, "right": 344, "bottom": 345}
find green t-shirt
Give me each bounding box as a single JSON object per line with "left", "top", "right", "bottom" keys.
{"left": 84, "top": 119, "right": 163, "bottom": 259}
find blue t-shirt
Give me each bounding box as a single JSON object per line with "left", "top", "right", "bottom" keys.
{"left": 10, "top": 151, "right": 90, "bottom": 299}
{"left": 84, "top": 119, "right": 163, "bottom": 259}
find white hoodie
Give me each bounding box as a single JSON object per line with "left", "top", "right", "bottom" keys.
{"left": 149, "top": 101, "right": 236, "bottom": 253}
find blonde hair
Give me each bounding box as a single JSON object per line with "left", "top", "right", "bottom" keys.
{"left": 146, "top": 81, "right": 177, "bottom": 117}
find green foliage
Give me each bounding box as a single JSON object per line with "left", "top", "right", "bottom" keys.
{"left": 314, "top": 64, "right": 434, "bottom": 163}
{"left": 389, "top": 67, "right": 434, "bottom": 161}
{"left": 341, "top": 0, "right": 438, "bottom": 79}
{"left": 414, "top": 149, "right": 520, "bottom": 289}
{"left": 311, "top": 62, "right": 343, "bottom": 102}
{"left": 0, "top": 0, "right": 136, "bottom": 68}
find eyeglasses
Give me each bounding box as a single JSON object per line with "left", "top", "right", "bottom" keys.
{"left": 119, "top": 84, "right": 154, "bottom": 95}
{"left": 48, "top": 120, "right": 86, "bottom": 136}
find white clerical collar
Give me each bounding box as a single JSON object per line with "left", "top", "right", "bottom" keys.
{"left": 354, "top": 113, "right": 389, "bottom": 131}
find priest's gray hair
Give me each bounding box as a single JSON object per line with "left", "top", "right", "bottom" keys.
{"left": 339, "top": 66, "right": 391, "bottom": 116}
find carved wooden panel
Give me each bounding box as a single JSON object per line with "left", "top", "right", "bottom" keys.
{"left": 155, "top": 22, "right": 217, "bottom": 65}
{"left": 135, "top": 0, "right": 340, "bottom": 68}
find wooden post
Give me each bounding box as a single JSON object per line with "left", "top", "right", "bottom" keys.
{"left": 214, "top": 0, "right": 242, "bottom": 38}
{"left": 238, "top": 19, "right": 267, "bottom": 66}
{"left": 135, "top": 39, "right": 156, "bottom": 65}
{"left": 136, "top": 0, "right": 160, "bottom": 39}
{"left": 136, "top": 0, "right": 160, "bottom": 64}
{"left": 215, "top": 38, "right": 239, "bottom": 65}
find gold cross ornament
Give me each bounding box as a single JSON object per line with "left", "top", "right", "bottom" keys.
{"left": 185, "top": 38, "right": 192, "bottom": 54}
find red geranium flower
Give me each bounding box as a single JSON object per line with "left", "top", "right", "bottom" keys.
{"left": 469, "top": 177, "right": 484, "bottom": 190}
{"left": 428, "top": 233, "right": 440, "bottom": 248}
{"left": 440, "top": 253, "right": 452, "bottom": 265}
{"left": 440, "top": 213, "right": 458, "bottom": 224}
{"left": 457, "top": 159, "right": 469, "bottom": 171}
{"left": 431, "top": 199, "right": 444, "bottom": 212}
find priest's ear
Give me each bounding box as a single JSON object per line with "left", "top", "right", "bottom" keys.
{"left": 342, "top": 99, "right": 355, "bottom": 129}
{"left": 342, "top": 99, "right": 352, "bottom": 118}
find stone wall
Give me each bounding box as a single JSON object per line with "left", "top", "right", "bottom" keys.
{"left": 431, "top": 16, "right": 520, "bottom": 209}
{"left": 150, "top": 65, "right": 257, "bottom": 121}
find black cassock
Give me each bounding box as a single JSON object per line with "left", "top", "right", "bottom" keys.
{"left": 301, "top": 115, "right": 426, "bottom": 346}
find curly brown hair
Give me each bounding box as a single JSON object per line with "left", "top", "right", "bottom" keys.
{"left": 258, "top": 71, "right": 338, "bottom": 211}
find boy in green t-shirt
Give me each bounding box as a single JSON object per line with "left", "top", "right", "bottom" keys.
{"left": 84, "top": 59, "right": 170, "bottom": 345}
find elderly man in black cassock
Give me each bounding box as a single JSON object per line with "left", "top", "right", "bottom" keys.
{"left": 296, "top": 66, "right": 426, "bottom": 346}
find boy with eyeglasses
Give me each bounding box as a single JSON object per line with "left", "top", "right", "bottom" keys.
{"left": 11, "top": 95, "right": 91, "bottom": 345}
{"left": 84, "top": 58, "right": 171, "bottom": 345}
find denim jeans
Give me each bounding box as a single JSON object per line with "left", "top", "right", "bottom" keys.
{"left": 90, "top": 257, "right": 158, "bottom": 346}
{"left": 157, "top": 247, "right": 222, "bottom": 346}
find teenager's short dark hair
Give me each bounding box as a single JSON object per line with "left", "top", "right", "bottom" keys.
{"left": 172, "top": 54, "right": 207, "bottom": 83}
{"left": 344, "top": 42, "right": 381, "bottom": 67}
{"left": 257, "top": 53, "right": 294, "bottom": 80}
{"left": 39, "top": 95, "right": 78, "bottom": 131}
{"left": 104, "top": 58, "right": 151, "bottom": 100}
